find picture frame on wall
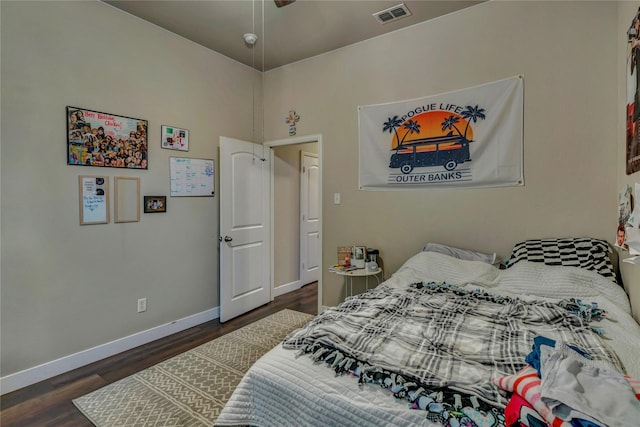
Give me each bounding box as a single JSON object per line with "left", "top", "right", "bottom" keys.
{"left": 161, "top": 125, "right": 189, "bottom": 151}
{"left": 144, "top": 196, "right": 167, "bottom": 213}
{"left": 67, "top": 106, "right": 148, "bottom": 169}
{"left": 114, "top": 176, "right": 140, "bottom": 223}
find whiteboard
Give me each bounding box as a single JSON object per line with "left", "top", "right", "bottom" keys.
{"left": 79, "top": 175, "right": 110, "bottom": 224}
{"left": 169, "top": 157, "right": 215, "bottom": 197}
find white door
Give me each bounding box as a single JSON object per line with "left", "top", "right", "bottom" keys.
{"left": 219, "top": 137, "right": 271, "bottom": 322}
{"left": 300, "top": 152, "right": 319, "bottom": 285}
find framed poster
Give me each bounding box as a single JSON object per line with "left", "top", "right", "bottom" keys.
{"left": 78, "top": 175, "right": 109, "bottom": 225}
{"left": 627, "top": 8, "right": 640, "bottom": 174}
{"left": 161, "top": 125, "right": 189, "bottom": 151}
{"left": 169, "top": 157, "right": 215, "bottom": 197}
{"left": 114, "top": 176, "right": 140, "bottom": 223}
{"left": 67, "top": 106, "right": 148, "bottom": 169}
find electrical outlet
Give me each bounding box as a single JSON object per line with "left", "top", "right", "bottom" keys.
{"left": 137, "top": 298, "right": 147, "bottom": 313}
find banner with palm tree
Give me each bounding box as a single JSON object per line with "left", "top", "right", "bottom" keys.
{"left": 358, "top": 76, "right": 524, "bottom": 190}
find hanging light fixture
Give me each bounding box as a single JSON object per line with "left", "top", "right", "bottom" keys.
{"left": 244, "top": 0, "right": 258, "bottom": 47}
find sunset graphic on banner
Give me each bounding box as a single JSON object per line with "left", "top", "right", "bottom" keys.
{"left": 387, "top": 110, "right": 478, "bottom": 151}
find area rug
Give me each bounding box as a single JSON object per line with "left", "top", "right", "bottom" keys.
{"left": 73, "top": 309, "right": 313, "bottom": 426}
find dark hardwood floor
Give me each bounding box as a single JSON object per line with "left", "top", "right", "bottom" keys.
{"left": 0, "top": 282, "right": 318, "bottom": 427}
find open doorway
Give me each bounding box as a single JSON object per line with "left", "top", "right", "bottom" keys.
{"left": 265, "top": 134, "right": 322, "bottom": 313}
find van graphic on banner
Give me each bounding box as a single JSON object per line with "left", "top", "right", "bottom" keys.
{"left": 358, "top": 76, "right": 524, "bottom": 190}
{"left": 385, "top": 106, "right": 485, "bottom": 180}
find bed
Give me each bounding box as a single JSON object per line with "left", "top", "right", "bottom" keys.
{"left": 215, "top": 238, "right": 640, "bottom": 427}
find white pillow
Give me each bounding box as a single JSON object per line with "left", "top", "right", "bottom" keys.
{"left": 421, "top": 242, "right": 496, "bottom": 264}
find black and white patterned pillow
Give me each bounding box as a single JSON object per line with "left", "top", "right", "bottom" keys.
{"left": 507, "top": 237, "right": 617, "bottom": 284}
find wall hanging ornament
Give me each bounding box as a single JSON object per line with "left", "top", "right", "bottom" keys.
{"left": 285, "top": 110, "right": 300, "bottom": 136}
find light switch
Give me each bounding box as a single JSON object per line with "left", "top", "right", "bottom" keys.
{"left": 334, "top": 193, "right": 341, "bottom": 204}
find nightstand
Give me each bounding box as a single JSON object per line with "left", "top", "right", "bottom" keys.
{"left": 332, "top": 267, "right": 383, "bottom": 297}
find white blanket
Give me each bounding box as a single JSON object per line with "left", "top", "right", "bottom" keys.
{"left": 216, "top": 252, "right": 640, "bottom": 427}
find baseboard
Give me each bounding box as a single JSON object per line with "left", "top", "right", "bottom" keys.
{"left": 0, "top": 306, "right": 220, "bottom": 395}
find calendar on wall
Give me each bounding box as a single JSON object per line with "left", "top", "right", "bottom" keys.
{"left": 169, "top": 157, "right": 215, "bottom": 197}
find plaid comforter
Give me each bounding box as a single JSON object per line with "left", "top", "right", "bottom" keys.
{"left": 283, "top": 282, "right": 622, "bottom": 409}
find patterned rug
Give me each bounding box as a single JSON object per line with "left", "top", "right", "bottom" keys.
{"left": 73, "top": 309, "right": 313, "bottom": 426}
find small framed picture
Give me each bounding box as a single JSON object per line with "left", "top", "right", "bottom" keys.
{"left": 337, "top": 246, "right": 351, "bottom": 266}
{"left": 352, "top": 246, "right": 366, "bottom": 261}
{"left": 161, "top": 125, "right": 189, "bottom": 151}
{"left": 144, "top": 196, "right": 167, "bottom": 213}
{"left": 352, "top": 245, "right": 366, "bottom": 268}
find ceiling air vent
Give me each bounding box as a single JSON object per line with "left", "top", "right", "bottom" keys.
{"left": 373, "top": 3, "right": 412, "bottom": 24}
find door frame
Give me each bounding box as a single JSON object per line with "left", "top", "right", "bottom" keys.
{"left": 265, "top": 134, "right": 323, "bottom": 314}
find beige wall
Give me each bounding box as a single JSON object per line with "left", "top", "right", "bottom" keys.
{"left": 1, "top": 1, "right": 262, "bottom": 377}
{"left": 273, "top": 143, "right": 318, "bottom": 288}
{"left": 263, "top": 1, "right": 619, "bottom": 307}
{"left": 0, "top": 0, "right": 628, "bottom": 385}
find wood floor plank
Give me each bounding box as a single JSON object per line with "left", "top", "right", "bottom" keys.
{"left": 0, "top": 375, "right": 105, "bottom": 426}
{"left": 0, "top": 282, "right": 317, "bottom": 426}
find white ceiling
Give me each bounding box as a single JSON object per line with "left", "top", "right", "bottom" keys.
{"left": 103, "top": 0, "right": 484, "bottom": 71}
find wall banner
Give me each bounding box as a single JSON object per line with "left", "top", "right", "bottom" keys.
{"left": 358, "top": 76, "right": 524, "bottom": 190}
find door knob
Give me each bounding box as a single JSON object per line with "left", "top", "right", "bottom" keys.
{"left": 224, "top": 236, "right": 233, "bottom": 242}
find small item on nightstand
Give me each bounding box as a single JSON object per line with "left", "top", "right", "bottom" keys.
{"left": 352, "top": 246, "right": 366, "bottom": 269}
{"left": 344, "top": 253, "right": 351, "bottom": 267}
{"left": 367, "top": 249, "right": 380, "bottom": 271}
{"left": 367, "top": 249, "right": 379, "bottom": 263}
{"left": 366, "top": 261, "right": 378, "bottom": 271}
{"left": 329, "top": 264, "right": 357, "bottom": 272}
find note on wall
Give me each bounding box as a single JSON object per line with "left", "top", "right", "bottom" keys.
{"left": 79, "top": 175, "right": 109, "bottom": 224}
{"left": 169, "top": 157, "right": 215, "bottom": 197}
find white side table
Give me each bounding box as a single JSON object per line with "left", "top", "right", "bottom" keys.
{"left": 332, "top": 267, "right": 383, "bottom": 297}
